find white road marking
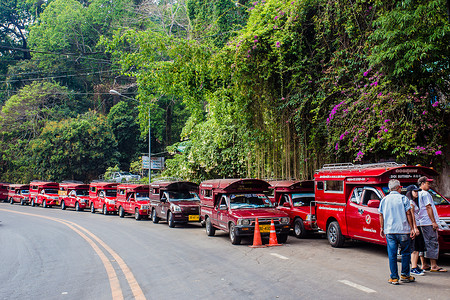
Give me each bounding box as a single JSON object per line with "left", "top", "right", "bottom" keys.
{"left": 270, "top": 253, "right": 289, "bottom": 260}
{"left": 338, "top": 280, "right": 376, "bottom": 294}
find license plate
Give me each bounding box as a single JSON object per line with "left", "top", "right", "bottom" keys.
{"left": 189, "top": 215, "right": 199, "bottom": 221}
{"left": 259, "top": 224, "right": 271, "bottom": 233}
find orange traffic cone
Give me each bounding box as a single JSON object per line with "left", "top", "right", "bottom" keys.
{"left": 268, "top": 219, "right": 282, "bottom": 246}
{"left": 249, "top": 218, "right": 266, "bottom": 248}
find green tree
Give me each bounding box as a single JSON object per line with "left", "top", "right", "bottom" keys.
{"left": 30, "top": 111, "right": 119, "bottom": 181}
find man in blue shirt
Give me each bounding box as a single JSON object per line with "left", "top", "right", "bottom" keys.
{"left": 379, "top": 179, "right": 416, "bottom": 285}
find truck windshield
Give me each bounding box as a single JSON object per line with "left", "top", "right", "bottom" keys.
{"left": 104, "top": 190, "right": 117, "bottom": 197}
{"left": 21, "top": 190, "right": 29, "bottom": 194}
{"left": 44, "top": 189, "right": 58, "bottom": 194}
{"left": 229, "top": 194, "right": 272, "bottom": 209}
{"left": 167, "top": 191, "right": 199, "bottom": 201}
{"left": 76, "top": 190, "right": 89, "bottom": 196}
{"left": 136, "top": 192, "right": 149, "bottom": 200}
{"left": 291, "top": 193, "right": 315, "bottom": 207}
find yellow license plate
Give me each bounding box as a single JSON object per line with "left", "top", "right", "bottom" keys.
{"left": 259, "top": 224, "right": 271, "bottom": 233}
{"left": 189, "top": 215, "right": 200, "bottom": 221}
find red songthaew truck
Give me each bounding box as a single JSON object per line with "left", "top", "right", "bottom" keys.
{"left": 149, "top": 181, "right": 200, "bottom": 228}
{"left": 8, "top": 184, "right": 30, "bottom": 205}
{"left": 59, "top": 182, "right": 90, "bottom": 211}
{"left": 269, "top": 180, "right": 317, "bottom": 238}
{"left": 89, "top": 182, "right": 118, "bottom": 214}
{"left": 29, "top": 181, "right": 59, "bottom": 208}
{"left": 200, "top": 179, "right": 290, "bottom": 245}
{"left": 116, "top": 184, "right": 150, "bottom": 220}
{"left": 0, "top": 183, "right": 9, "bottom": 202}
{"left": 314, "top": 162, "right": 450, "bottom": 252}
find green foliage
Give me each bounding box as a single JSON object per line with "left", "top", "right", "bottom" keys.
{"left": 30, "top": 111, "right": 119, "bottom": 181}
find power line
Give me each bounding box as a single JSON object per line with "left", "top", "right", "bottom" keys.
{"left": 0, "top": 69, "right": 123, "bottom": 84}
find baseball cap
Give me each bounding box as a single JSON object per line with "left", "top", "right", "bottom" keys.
{"left": 417, "top": 176, "right": 433, "bottom": 185}
{"left": 406, "top": 185, "right": 420, "bottom": 192}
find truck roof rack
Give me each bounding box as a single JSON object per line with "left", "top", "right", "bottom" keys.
{"left": 318, "top": 162, "right": 402, "bottom": 172}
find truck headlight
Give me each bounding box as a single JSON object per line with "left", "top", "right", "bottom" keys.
{"left": 280, "top": 217, "right": 289, "bottom": 224}
{"left": 238, "top": 219, "right": 252, "bottom": 226}
{"left": 141, "top": 205, "right": 149, "bottom": 210}
{"left": 106, "top": 199, "right": 115, "bottom": 205}
{"left": 171, "top": 205, "right": 181, "bottom": 212}
{"left": 305, "top": 214, "right": 316, "bottom": 221}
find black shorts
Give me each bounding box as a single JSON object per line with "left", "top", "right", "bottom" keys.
{"left": 411, "top": 227, "right": 426, "bottom": 252}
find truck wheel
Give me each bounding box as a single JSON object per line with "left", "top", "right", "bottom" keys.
{"left": 294, "top": 218, "right": 306, "bottom": 238}
{"left": 90, "top": 203, "right": 95, "bottom": 213}
{"left": 102, "top": 205, "right": 108, "bottom": 215}
{"left": 151, "top": 209, "right": 160, "bottom": 224}
{"left": 327, "top": 221, "right": 345, "bottom": 248}
{"left": 205, "top": 217, "right": 215, "bottom": 236}
{"left": 277, "top": 234, "right": 288, "bottom": 244}
{"left": 167, "top": 211, "right": 175, "bottom": 228}
{"left": 9, "top": 197, "right": 14, "bottom": 205}
{"left": 42, "top": 200, "right": 47, "bottom": 208}
{"left": 31, "top": 198, "right": 35, "bottom": 207}
{"left": 135, "top": 208, "right": 142, "bottom": 220}
{"left": 20, "top": 199, "right": 25, "bottom": 206}
{"left": 229, "top": 223, "right": 241, "bottom": 245}
{"left": 61, "top": 201, "right": 66, "bottom": 210}
{"left": 75, "top": 202, "right": 82, "bottom": 212}
{"left": 119, "top": 206, "right": 125, "bottom": 218}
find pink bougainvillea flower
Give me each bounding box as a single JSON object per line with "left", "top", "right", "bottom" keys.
{"left": 363, "top": 71, "right": 368, "bottom": 77}
{"left": 423, "top": 111, "right": 428, "bottom": 115}
{"left": 335, "top": 143, "right": 339, "bottom": 150}
{"left": 432, "top": 102, "right": 439, "bottom": 107}
{"left": 435, "top": 150, "right": 442, "bottom": 155}
{"left": 276, "top": 41, "right": 280, "bottom": 47}
{"left": 274, "top": 16, "right": 278, "bottom": 20}
{"left": 384, "top": 119, "right": 390, "bottom": 123}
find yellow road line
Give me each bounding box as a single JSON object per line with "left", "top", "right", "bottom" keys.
{"left": 1, "top": 208, "right": 146, "bottom": 300}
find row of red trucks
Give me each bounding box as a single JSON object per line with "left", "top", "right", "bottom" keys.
{"left": 2, "top": 162, "right": 450, "bottom": 251}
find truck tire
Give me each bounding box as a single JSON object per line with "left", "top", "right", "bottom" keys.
{"left": 229, "top": 222, "right": 241, "bottom": 245}
{"left": 327, "top": 221, "right": 345, "bottom": 248}
{"left": 294, "top": 218, "right": 306, "bottom": 238}
{"left": 42, "top": 200, "right": 47, "bottom": 208}
{"left": 102, "top": 205, "right": 108, "bottom": 215}
{"left": 151, "top": 209, "right": 160, "bottom": 224}
{"left": 75, "top": 202, "right": 82, "bottom": 212}
{"left": 9, "top": 197, "right": 14, "bottom": 204}
{"left": 90, "top": 203, "right": 95, "bottom": 213}
{"left": 135, "top": 208, "right": 142, "bottom": 220}
{"left": 31, "top": 198, "right": 36, "bottom": 207}
{"left": 20, "top": 199, "right": 25, "bottom": 206}
{"left": 278, "top": 233, "right": 288, "bottom": 244}
{"left": 119, "top": 206, "right": 125, "bottom": 218}
{"left": 205, "top": 217, "right": 215, "bottom": 236}
{"left": 167, "top": 211, "right": 175, "bottom": 228}
{"left": 61, "top": 201, "right": 66, "bottom": 210}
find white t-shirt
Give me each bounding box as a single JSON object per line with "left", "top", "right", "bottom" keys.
{"left": 417, "top": 190, "right": 440, "bottom": 226}
{"left": 409, "top": 199, "right": 420, "bottom": 226}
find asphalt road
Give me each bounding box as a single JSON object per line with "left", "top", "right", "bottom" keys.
{"left": 1, "top": 202, "right": 449, "bottom": 300}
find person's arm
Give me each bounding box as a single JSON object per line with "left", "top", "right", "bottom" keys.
{"left": 379, "top": 213, "right": 385, "bottom": 238}
{"left": 410, "top": 203, "right": 420, "bottom": 237}
{"left": 406, "top": 209, "right": 415, "bottom": 238}
{"left": 426, "top": 204, "right": 438, "bottom": 230}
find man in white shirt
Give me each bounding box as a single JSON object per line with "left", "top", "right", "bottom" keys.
{"left": 417, "top": 176, "right": 447, "bottom": 272}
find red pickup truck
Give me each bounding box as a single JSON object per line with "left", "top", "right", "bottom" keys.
{"left": 200, "top": 178, "right": 290, "bottom": 245}
{"left": 0, "top": 183, "right": 9, "bottom": 202}
{"left": 149, "top": 181, "right": 200, "bottom": 228}
{"left": 29, "top": 181, "right": 59, "bottom": 208}
{"left": 89, "top": 182, "right": 118, "bottom": 214}
{"left": 59, "top": 182, "right": 90, "bottom": 211}
{"left": 116, "top": 184, "right": 150, "bottom": 220}
{"left": 269, "top": 180, "right": 317, "bottom": 238}
{"left": 314, "top": 162, "right": 450, "bottom": 252}
{"left": 8, "top": 184, "right": 30, "bottom": 205}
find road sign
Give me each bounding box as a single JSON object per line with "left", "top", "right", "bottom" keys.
{"left": 142, "top": 156, "right": 164, "bottom": 170}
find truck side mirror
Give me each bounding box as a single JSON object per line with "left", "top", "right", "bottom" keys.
{"left": 367, "top": 200, "right": 380, "bottom": 208}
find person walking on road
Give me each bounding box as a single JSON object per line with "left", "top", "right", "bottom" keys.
{"left": 417, "top": 176, "right": 448, "bottom": 273}
{"left": 405, "top": 185, "right": 426, "bottom": 276}
{"left": 379, "top": 179, "right": 416, "bottom": 285}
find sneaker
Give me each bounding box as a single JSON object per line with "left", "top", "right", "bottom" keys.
{"left": 400, "top": 275, "right": 415, "bottom": 282}
{"left": 388, "top": 278, "right": 399, "bottom": 285}
{"left": 411, "top": 268, "right": 425, "bottom": 276}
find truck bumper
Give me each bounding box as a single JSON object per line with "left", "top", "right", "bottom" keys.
{"left": 236, "top": 224, "right": 291, "bottom": 237}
